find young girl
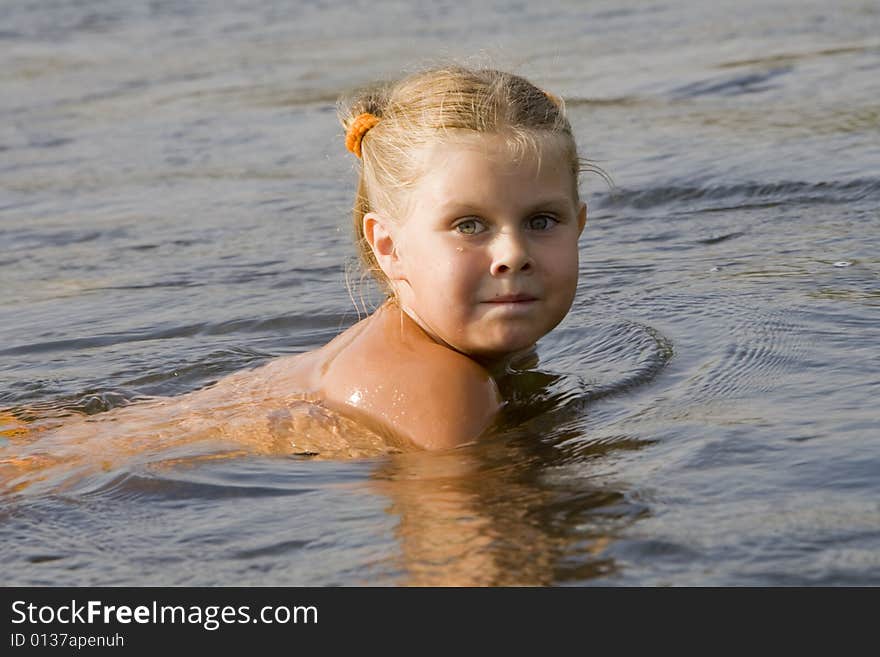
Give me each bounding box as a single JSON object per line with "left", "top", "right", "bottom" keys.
{"left": 0, "top": 65, "right": 587, "bottom": 491}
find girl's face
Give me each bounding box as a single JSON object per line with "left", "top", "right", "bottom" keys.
{"left": 367, "top": 132, "right": 586, "bottom": 364}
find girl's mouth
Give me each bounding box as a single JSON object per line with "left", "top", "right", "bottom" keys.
{"left": 484, "top": 294, "right": 537, "bottom": 303}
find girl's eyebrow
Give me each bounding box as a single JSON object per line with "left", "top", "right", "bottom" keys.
{"left": 436, "top": 201, "right": 482, "bottom": 215}
{"left": 438, "top": 196, "right": 574, "bottom": 216}
{"left": 527, "top": 197, "right": 575, "bottom": 213}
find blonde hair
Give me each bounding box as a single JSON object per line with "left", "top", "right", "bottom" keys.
{"left": 338, "top": 65, "right": 584, "bottom": 297}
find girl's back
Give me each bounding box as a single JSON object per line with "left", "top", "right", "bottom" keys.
{"left": 0, "top": 302, "right": 500, "bottom": 493}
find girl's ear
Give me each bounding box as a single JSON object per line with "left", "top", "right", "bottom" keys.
{"left": 576, "top": 201, "right": 587, "bottom": 236}
{"left": 363, "top": 212, "right": 402, "bottom": 281}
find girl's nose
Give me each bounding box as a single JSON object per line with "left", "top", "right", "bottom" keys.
{"left": 489, "top": 233, "right": 534, "bottom": 276}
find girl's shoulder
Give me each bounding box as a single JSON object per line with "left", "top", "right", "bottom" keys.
{"left": 317, "top": 305, "right": 501, "bottom": 450}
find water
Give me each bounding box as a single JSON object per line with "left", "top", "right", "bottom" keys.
{"left": 1, "top": 0, "right": 879, "bottom": 585}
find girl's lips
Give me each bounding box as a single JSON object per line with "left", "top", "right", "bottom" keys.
{"left": 484, "top": 294, "right": 537, "bottom": 303}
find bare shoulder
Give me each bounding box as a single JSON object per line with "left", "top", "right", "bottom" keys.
{"left": 391, "top": 345, "right": 502, "bottom": 449}
{"left": 319, "top": 307, "right": 502, "bottom": 450}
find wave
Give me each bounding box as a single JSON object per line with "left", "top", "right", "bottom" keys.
{"left": 0, "top": 312, "right": 344, "bottom": 357}
{"left": 593, "top": 178, "right": 880, "bottom": 211}
{"left": 671, "top": 66, "right": 793, "bottom": 98}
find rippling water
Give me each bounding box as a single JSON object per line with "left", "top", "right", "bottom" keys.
{"left": 2, "top": 0, "right": 879, "bottom": 585}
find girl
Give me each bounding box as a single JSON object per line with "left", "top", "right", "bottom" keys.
{"left": 1, "top": 65, "right": 587, "bottom": 491}
{"left": 328, "top": 65, "right": 586, "bottom": 448}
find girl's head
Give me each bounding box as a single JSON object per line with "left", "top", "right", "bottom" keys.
{"left": 338, "top": 66, "right": 588, "bottom": 363}
{"left": 339, "top": 67, "right": 582, "bottom": 286}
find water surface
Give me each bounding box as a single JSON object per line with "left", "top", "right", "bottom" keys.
{"left": 1, "top": 0, "right": 879, "bottom": 585}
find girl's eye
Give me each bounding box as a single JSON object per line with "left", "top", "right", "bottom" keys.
{"left": 528, "top": 214, "right": 558, "bottom": 230}
{"left": 455, "top": 218, "right": 485, "bottom": 235}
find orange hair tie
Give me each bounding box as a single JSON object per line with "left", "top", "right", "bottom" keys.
{"left": 345, "top": 113, "right": 380, "bottom": 158}
{"left": 542, "top": 89, "right": 562, "bottom": 107}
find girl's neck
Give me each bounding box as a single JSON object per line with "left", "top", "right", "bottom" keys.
{"left": 383, "top": 297, "right": 539, "bottom": 377}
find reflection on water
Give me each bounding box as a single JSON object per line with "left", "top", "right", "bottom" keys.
{"left": 374, "top": 439, "right": 646, "bottom": 586}
{"left": 373, "top": 360, "right": 660, "bottom": 586}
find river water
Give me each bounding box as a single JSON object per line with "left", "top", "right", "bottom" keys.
{"left": 1, "top": 0, "right": 879, "bottom": 585}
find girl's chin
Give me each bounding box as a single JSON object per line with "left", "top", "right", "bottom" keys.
{"left": 466, "top": 341, "right": 540, "bottom": 370}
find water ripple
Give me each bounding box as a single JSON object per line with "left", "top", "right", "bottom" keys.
{"left": 672, "top": 66, "right": 793, "bottom": 98}
{"left": 78, "top": 472, "right": 314, "bottom": 503}
{"left": 595, "top": 178, "right": 880, "bottom": 211}
{"left": 0, "top": 313, "right": 344, "bottom": 357}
